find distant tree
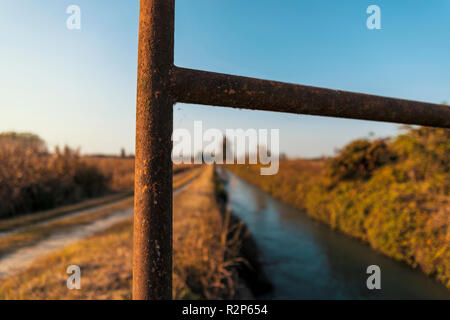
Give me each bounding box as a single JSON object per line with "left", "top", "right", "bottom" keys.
{"left": 120, "top": 148, "right": 126, "bottom": 158}
{"left": 0, "top": 132, "right": 47, "bottom": 154}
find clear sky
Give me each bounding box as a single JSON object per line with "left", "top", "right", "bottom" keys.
{"left": 1, "top": 1, "right": 449, "bottom": 157}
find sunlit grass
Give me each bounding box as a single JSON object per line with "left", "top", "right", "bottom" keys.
{"left": 0, "top": 166, "right": 203, "bottom": 260}
{"left": 0, "top": 166, "right": 244, "bottom": 299}
{"left": 229, "top": 127, "right": 450, "bottom": 289}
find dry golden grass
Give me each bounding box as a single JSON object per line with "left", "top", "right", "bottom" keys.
{"left": 0, "top": 134, "right": 111, "bottom": 219}
{"left": 0, "top": 166, "right": 202, "bottom": 261}
{"left": 0, "top": 220, "right": 133, "bottom": 300}
{"left": 172, "top": 166, "right": 243, "bottom": 299}
{"left": 83, "top": 157, "right": 134, "bottom": 191}
{"left": 0, "top": 166, "right": 243, "bottom": 299}
{"left": 0, "top": 132, "right": 195, "bottom": 219}
{"left": 84, "top": 157, "right": 195, "bottom": 191}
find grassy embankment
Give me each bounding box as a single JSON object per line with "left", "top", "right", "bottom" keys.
{"left": 214, "top": 168, "right": 272, "bottom": 296}
{"left": 228, "top": 127, "right": 450, "bottom": 288}
{"left": 0, "top": 166, "right": 245, "bottom": 299}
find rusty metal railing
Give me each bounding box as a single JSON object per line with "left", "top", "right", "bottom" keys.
{"left": 134, "top": 0, "right": 450, "bottom": 300}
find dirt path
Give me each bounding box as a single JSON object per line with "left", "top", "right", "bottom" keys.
{"left": 0, "top": 208, "right": 133, "bottom": 277}
{"left": 0, "top": 197, "right": 131, "bottom": 240}
{"left": 0, "top": 171, "right": 201, "bottom": 278}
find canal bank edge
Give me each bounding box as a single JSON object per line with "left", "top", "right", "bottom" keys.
{"left": 213, "top": 166, "right": 273, "bottom": 298}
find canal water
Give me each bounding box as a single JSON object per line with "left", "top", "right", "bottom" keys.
{"left": 222, "top": 170, "right": 450, "bottom": 300}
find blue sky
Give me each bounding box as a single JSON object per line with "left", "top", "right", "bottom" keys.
{"left": 1, "top": 1, "right": 449, "bottom": 157}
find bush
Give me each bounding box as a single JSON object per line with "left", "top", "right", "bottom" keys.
{"left": 0, "top": 133, "right": 111, "bottom": 219}
{"left": 327, "top": 138, "right": 397, "bottom": 184}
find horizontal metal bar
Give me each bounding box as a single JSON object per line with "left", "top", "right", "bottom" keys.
{"left": 172, "top": 66, "right": 450, "bottom": 128}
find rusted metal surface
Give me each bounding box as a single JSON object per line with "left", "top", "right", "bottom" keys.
{"left": 133, "top": 0, "right": 174, "bottom": 300}
{"left": 172, "top": 67, "right": 450, "bottom": 128}
{"left": 132, "top": 0, "right": 450, "bottom": 301}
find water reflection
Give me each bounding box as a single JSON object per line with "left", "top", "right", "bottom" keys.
{"left": 224, "top": 170, "right": 450, "bottom": 300}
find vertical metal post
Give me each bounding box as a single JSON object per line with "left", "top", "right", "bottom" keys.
{"left": 133, "top": 0, "right": 174, "bottom": 300}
